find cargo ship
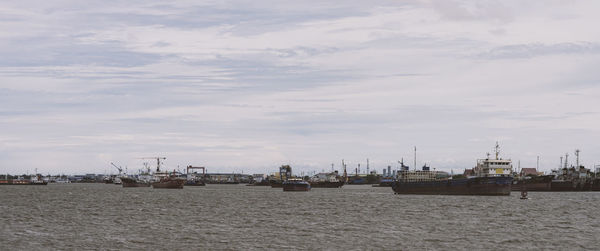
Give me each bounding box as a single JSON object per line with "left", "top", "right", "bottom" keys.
{"left": 392, "top": 143, "right": 513, "bottom": 196}
{"left": 512, "top": 150, "right": 598, "bottom": 191}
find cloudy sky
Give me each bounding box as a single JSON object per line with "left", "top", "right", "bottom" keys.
{"left": 1, "top": 0, "right": 599, "bottom": 175}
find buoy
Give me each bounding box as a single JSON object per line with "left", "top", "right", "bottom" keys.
{"left": 520, "top": 190, "right": 528, "bottom": 199}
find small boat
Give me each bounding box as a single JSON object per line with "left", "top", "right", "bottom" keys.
{"left": 520, "top": 190, "right": 528, "bottom": 199}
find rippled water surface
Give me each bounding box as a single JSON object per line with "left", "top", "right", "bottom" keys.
{"left": 1, "top": 184, "right": 599, "bottom": 250}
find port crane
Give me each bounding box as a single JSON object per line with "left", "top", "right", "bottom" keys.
{"left": 110, "top": 162, "right": 123, "bottom": 176}
{"left": 186, "top": 165, "right": 206, "bottom": 182}
{"left": 186, "top": 165, "right": 206, "bottom": 176}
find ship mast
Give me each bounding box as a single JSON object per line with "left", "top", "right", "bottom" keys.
{"left": 138, "top": 157, "right": 166, "bottom": 172}
{"left": 414, "top": 146, "right": 417, "bottom": 171}
{"left": 564, "top": 153, "right": 569, "bottom": 169}
{"left": 495, "top": 141, "right": 500, "bottom": 160}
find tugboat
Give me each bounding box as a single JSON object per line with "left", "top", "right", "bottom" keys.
{"left": 392, "top": 142, "right": 513, "bottom": 196}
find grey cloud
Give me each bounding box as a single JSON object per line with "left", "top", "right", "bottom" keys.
{"left": 479, "top": 42, "right": 600, "bottom": 59}
{"left": 0, "top": 40, "right": 164, "bottom": 67}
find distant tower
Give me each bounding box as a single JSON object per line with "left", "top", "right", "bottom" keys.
{"left": 564, "top": 153, "right": 569, "bottom": 169}
{"left": 575, "top": 149, "right": 580, "bottom": 168}
{"left": 560, "top": 156, "right": 563, "bottom": 169}
{"left": 366, "top": 159, "right": 370, "bottom": 174}
{"left": 536, "top": 156, "right": 539, "bottom": 172}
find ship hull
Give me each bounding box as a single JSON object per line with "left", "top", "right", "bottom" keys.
{"left": 0, "top": 180, "right": 48, "bottom": 185}
{"left": 392, "top": 176, "right": 512, "bottom": 196}
{"left": 184, "top": 180, "right": 206, "bottom": 186}
{"left": 247, "top": 181, "right": 270, "bottom": 186}
{"left": 512, "top": 175, "right": 554, "bottom": 191}
{"left": 309, "top": 181, "right": 344, "bottom": 188}
{"left": 152, "top": 178, "right": 185, "bottom": 189}
{"left": 512, "top": 176, "right": 597, "bottom": 192}
{"left": 270, "top": 180, "right": 283, "bottom": 188}
{"left": 121, "top": 177, "right": 151, "bottom": 187}
{"left": 283, "top": 182, "right": 311, "bottom": 192}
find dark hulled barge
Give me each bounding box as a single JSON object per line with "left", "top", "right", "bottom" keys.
{"left": 121, "top": 176, "right": 151, "bottom": 187}
{"left": 512, "top": 150, "right": 600, "bottom": 191}
{"left": 283, "top": 178, "right": 311, "bottom": 191}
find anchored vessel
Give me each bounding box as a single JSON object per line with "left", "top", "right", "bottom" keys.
{"left": 142, "top": 157, "right": 185, "bottom": 189}
{"left": 276, "top": 165, "right": 311, "bottom": 191}
{"left": 283, "top": 178, "right": 311, "bottom": 191}
{"left": 121, "top": 176, "right": 151, "bottom": 187}
{"left": 512, "top": 150, "right": 600, "bottom": 191}
{"left": 0, "top": 174, "right": 48, "bottom": 185}
{"left": 392, "top": 143, "right": 513, "bottom": 196}
{"left": 309, "top": 164, "right": 347, "bottom": 188}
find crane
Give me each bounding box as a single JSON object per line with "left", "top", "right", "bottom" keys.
{"left": 186, "top": 165, "right": 206, "bottom": 181}
{"left": 110, "top": 162, "right": 123, "bottom": 175}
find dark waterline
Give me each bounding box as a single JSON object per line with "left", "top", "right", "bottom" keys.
{"left": 1, "top": 184, "right": 599, "bottom": 250}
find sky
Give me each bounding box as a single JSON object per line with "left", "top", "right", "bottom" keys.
{"left": 1, "top": 0, "right": 599, "bottom": 175}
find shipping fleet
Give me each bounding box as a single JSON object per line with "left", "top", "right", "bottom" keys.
{"left": 4, "top": 143, "right": 600, "bottom": 196}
